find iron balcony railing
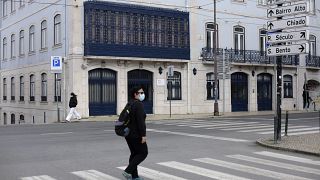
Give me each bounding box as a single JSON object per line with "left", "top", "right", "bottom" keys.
{"left": 200, "top": 48, "right": 299, "bottom": 66}
{"left": 306, "top": 55, "right": 320, "bottom": 68}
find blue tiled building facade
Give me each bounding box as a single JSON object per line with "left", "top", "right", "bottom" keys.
{"left": 84, "top": 1, "right": 190, "bottom": 60}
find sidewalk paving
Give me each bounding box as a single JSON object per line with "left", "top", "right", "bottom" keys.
{"left": 84, "top": 110, "right": 320, "bottom": 156}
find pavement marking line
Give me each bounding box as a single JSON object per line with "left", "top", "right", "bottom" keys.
{"left": 160, "top": 120, "right": 238, "bottom": 126}
{"left": 71, "top": 170, "right": 120, "bottom": 180}
{"left": 21, "top": 175, "right": 57, "bottom": 180}
{"left": 228, "top": 155, "right": 320, "bottom": 175}
{"left": 255, "top": 151, "right": 320, "bottom": 166}
{"left": 118, "top": 166, "right": 188, "bottom": 180}
{"left": 158, "top": 161, "right": 251, "bottom": 180}
{"left": 194, "top": 158, "right": 312, "bottom": 180}
{"left": 190, "top": 121, "right": 256, "bottom": 128}
{"left": 286, "top": 130, "right": 320, "bottom": 135}
{"left": 258, "top": 127, "right": 320, "bottom": 134}
{"left": 239, "top": 125, "right": 307, "bottom": 132}
{"left": 40, "top": 132, "right": 73, "bottom": 135}
{"left": 147, "top": 128, "right": 250, "bottom": 142}
{"left": 220, "top": 124, "right": 273, "bottom": 131}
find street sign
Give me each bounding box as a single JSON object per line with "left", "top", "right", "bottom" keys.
{"left": 267, "top": 3, "right": 309, "bottom": 18}
{"left": 51, "top": 56, "right": 63, "bottom": 72}
{"left": 267, "top": 43, "right": 309, "bottom": 56}
{"left": 267, "top": 16, "right": 308, "bottom": 30}
{"left": 267, "top": 0, "right": 303, "bottom": 5}
{"left": 267, "top": 30, "right": 309, "bottom": 44}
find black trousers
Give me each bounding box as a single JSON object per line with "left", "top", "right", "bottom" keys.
{"left": 125, "top": 138, "right": 148, "bottom": 178}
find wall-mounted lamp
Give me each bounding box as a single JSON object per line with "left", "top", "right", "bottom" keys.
{"left": 193, "top": 68, "right": 197, "bottom": 75}
{"left": 251, "top": 70, "right": 255, "bottom": 77}
{"left": 158, "top": 67, "right": 163, "bottom": 75}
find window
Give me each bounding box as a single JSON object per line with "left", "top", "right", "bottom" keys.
{"left": 19, "top": 115, "right": 25, "bottom": 124}
{"left": 206, "top": 73, "right": 219, "bottom": 100}
{"left": 20, "top": 76, "right": 24, "bottom": 101}
{"left": 309, "top": 35, "right": 316, "bottom": 56}
{"left": 259, "top": 29, "right": 267, "bottom": 52}
{"left": 54, "top": 14, "right": 61, "bottom": 45}
{"left": 10, "top": 0, "right": 15, "bottom": 12}
{"left": 3, "top": 113, "right": 7, "bottom": 125}
{"left": 30, "top": 74, "right": 35, "bottom": 101}
{"left": 54, "top": 73, "right": 61, "bottom": 102}
{"left": 3, "top": 78, "right": 7, "bottom": 100}
{"left": 11, "top": 77, "right": 15, "bottom": 100}
{"left": 234, "top": 26, "right": 245, "bottom": 51}
{"left": 283, "top": 75, "right": 293, "bottom": 98}
{"left": 41, "top": 20, "right": 47, "bottom": 49}
{"left": 19, "top": 30, "right": 24, "bottom": 55}
{"left": 41, "top": 73, "right": 47, "bottom": 101}
{"left": 167, "top": 71, "right": 181, "bottom": 100}
{"left": 29, "top": 25, "right": 35, "bottom": 52}
{"left": 3, "top": 0, "right": 8, "bottom": 17}
{"left": 258, "top": 0, "right": 267, "bottom": 5}
{"left": 11, "top": 114, "right": 15, "bottom": 124}
{"left": 206, "top": 23, "right": 218, "bottom": 49}
{"left": 2, "top": 37, "right": 7, "bottom": 60}
{"left": 310, "top": 0, "right": 315, "bottom": 14}
{"left": 11, "top": 34, "right": 16, "bottom": 58}
{"left": 19, "top": 0, "right": 24, "bottom": 7}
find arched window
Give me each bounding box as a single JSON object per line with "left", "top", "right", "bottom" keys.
{"left": 167, "top": 71, "right": 181, "bottom": 100}
{"left": 11, "top": 34, "right": 15, "bottom": 58}
{"left": 19, "top": 115, "right": 24, "bottom": 124}
{"left": 20, "top": 76, "right": 24, "bottom": 101}
{"left": 30, "top": 74, "right": 35, "bottom": 101}
{"left": 259, "top": 29, "right": 267, "bottom": 52}
{"left": 3, "top": 113, "right": 7, "bottom": 125}
{"left": 41, "top": 73, "right": 47, "bottom": 101}
{"left": 54, "top": 14, "right": 61, "bottom": 45}
{"left": 11, "top": 77, "right": 15, "bottom": 101}
{"left": 11, "top": 114, "right": 15, "bottom": 124}
{"left": 206, "top": 72, "right": 219, "bottom": 100}
{"left": 3, "top": 78, "right": 7, "bottom": 100}
{"left": 206, "top": 23, "right": 218, "bottom": 49}
{"left": 2, "top": 37, "right": 7, "bottom": 60}
{"left": 29, "top": 25, "right": 35, "bottom": 52}
{"left": 283, "top": 75, "right": 293, "bottom": 98}
{"left": 233, "top": 25, "right": 245, "bottom": 51}
{"left": 309, "top": 35, "right": 316, "bottom": 56}
{"left": 54, "top": 73, "right": 62, "bottom": 102}
{"left": 41, "top": 20, "right": 47, "bottom": 49}
{"left": 19, "top": 30, "right": 25, "bottom": 55}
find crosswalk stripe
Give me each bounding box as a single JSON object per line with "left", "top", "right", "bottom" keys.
{"left": 191, "top": 122, "right": 258, "bottom": 128}
{"left": 162, "top": 121, "right": 238, "bottom": 126}
{"left": 286, "top": 130, "right": 320, "bottom": 135}
{"left": 220, "top": 124, "right": 272, "bottom": 130}
{"left": 158, "top": 161, "right": 250, "bottom": 180}
{"left": 71, "top": 170, "right": 120, "bottom": 180}
{"left": 258, "top": 127, "right": 319, "bottom": 134}
{"left": 147, "top": 128, "right": 250, "bottom": 142}
{"left": 239, "top": 125, "right": 307, "bottom": 132}
{"left": 118, "top": 166, "right": 188, "bottom": 180}
{"left": 228, "top": 154, "right": 320, "bottom": 175}
{"left": 21, "top": 175, "right": 57, "bottom": 180}
{"left": 255, "top": 151, "right": 320, "bottom": 165}
{"left": 194, "top": 158, "right": 312, "bottom": 180}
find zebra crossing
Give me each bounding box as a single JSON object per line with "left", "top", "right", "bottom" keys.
{"left": 148, "top": 119, "right": 319, "bottom": 136}
{"left": 20, "top": 151, "right": 320, "bottom": 180}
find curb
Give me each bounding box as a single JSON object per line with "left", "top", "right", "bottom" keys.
{"left": 256, "top": 138, "right": 320, "bottom": 157}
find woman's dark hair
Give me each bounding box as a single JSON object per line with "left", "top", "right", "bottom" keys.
{"left": 71, "top": 92, "right": 76, "bottom": 96}
{"left": 129, "top": 86, "right": 143, "bottom": 99}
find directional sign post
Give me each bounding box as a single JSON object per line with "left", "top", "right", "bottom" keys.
{"left": 267, "top": 16, "right": 308, "bottom": 31}
{"left": 267, "top": 30, "right": 309, "bottom": 43}
{"left": 267, "top": 43, "right": 309, "bottom": 56}
{"left": 267, "top": 3, "right": 309, "bottom": 18}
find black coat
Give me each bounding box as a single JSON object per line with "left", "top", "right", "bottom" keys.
{"left": 127, "top": 100, "right": 146, "bottom": 139}
{"left": 69, "top": 96, "right": 78, "bottom": 108}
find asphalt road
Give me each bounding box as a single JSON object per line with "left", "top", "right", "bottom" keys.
{"left": 0, "top": 112, "right": 319, "bottom": 180}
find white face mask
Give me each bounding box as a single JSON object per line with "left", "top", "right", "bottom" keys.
{"left": 138, "top": 93, "right": 145, "bottom": 101}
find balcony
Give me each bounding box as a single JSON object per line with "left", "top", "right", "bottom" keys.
{"left": 200, "top": 48, "right": 299, "bottom": 66}
{"left": 306, "top": 55, "right": 320, "bottom": 68}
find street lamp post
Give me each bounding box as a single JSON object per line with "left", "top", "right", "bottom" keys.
{"left": 213, "top": 0, "right": 219, "bottom": 116}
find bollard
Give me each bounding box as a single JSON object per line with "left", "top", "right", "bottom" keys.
{"left": 285, "top": 111, "right": 288, "bottom": 136}
{"left": 274, "top": 116, "right": 277, "bottom": 144}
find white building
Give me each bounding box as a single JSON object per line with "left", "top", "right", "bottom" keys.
{"left": 1, "top": 0, "right": 319, "bottom": 125}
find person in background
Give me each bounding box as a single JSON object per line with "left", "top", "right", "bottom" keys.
{"left": 66, "top": 92, "right": 81, "bottom": 122}
{"left": 122, "top": 86, "right": 148, "bottom": 180}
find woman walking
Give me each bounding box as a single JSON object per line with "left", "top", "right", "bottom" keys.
{"left": 66, "top": 92, "right": 81, "bottom": 122}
